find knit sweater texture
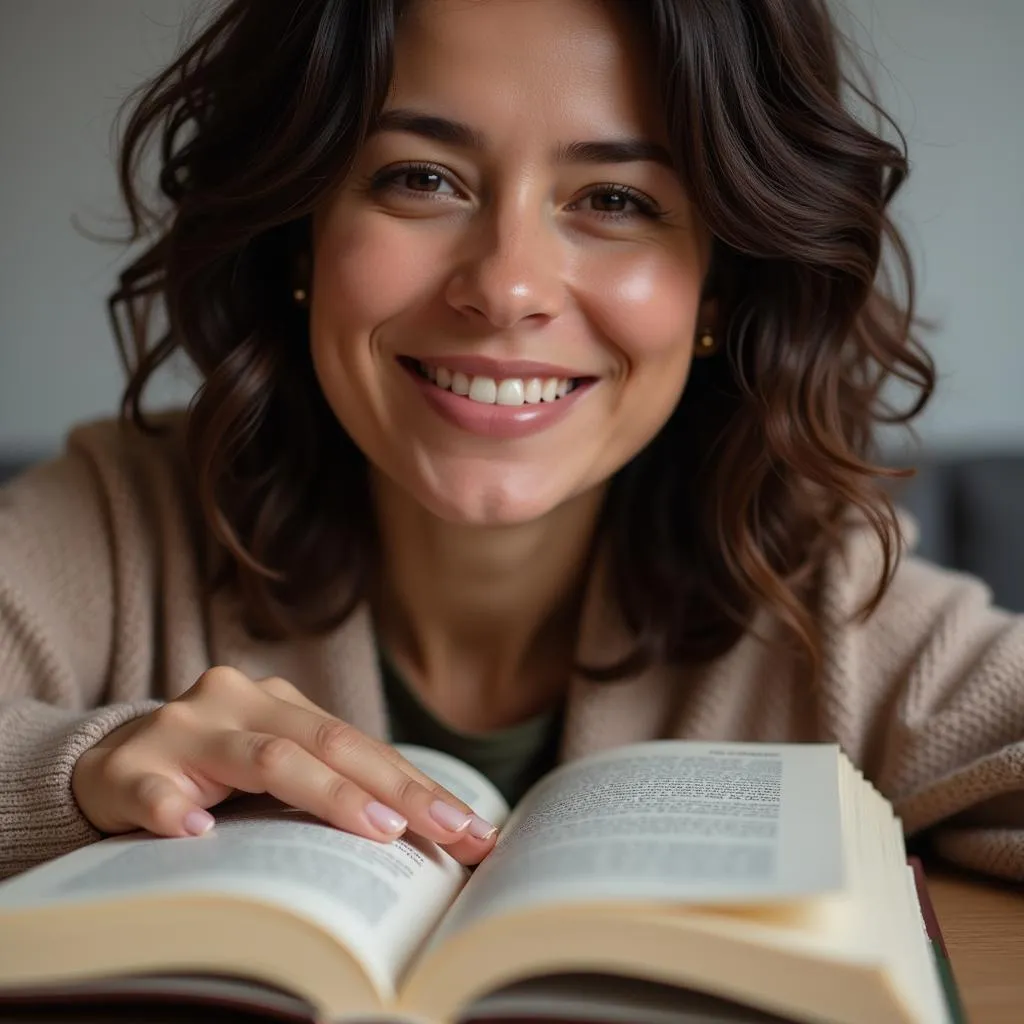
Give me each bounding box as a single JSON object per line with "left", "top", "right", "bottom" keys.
{"left": 1, "top": 417, "right": 1022, "bottom": 880}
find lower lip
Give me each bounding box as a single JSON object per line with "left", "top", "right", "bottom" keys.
{"left": 403, "top": 365, "right": 594, "bottom": 440}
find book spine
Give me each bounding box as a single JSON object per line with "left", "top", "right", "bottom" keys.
{"left": 909, "top": 857, "right": 968, "bottom": 1024}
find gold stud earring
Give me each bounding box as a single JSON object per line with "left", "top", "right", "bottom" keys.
{"left": 695, "top": 328, "right": 718, "bottom": 357}
{"left": 292, "top": 287, "right": 308, "bottom": 306}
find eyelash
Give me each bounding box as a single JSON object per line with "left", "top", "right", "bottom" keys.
{"left": 368, "top": 162, "right": 663, "bottom": 221}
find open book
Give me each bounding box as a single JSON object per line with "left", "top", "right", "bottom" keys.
{"left": 0, "top": 741, "right": 955, "bottom": 1024}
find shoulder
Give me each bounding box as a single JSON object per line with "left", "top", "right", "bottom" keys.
{"left": 63, "top": 410, "right": 192, "bottom": 501}
{"left": 0, "top": 410, "right": 207, "bottom": 703}
{"left": 1, "top": 410, "right": 202, "bottom": 581}
{"left": 813, "top": 510, "right": 1024, "bottom": 796}
{"left": 3, "top": 411, "right": 191, "bottom": 495}
{"left": 817, "top": 510, "right": 1013, "bottom": 665}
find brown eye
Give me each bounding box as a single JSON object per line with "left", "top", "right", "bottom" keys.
{"left": 590, "top": 190, "right": 631, "bottom": 213}
{"left": 405, "top": 170, "right": 444, "bottom": 192}
{"left": 369, "top": 163, "right": 461, "bottom": 202}
{"left": 574, "top": 185, "right": 660, "bottom": 219}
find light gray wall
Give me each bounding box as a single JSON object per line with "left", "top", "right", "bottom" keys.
{"left": 0, "top": 0, "right": 197, "bottom": 459}
{"left": 1, "top": 0, "right": 1022, "bottom": 459}
{"left": 836, "top": 0, "right": 1024, "bottom": 453}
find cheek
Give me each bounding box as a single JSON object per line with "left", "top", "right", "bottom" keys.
{"left": 307, "top": 203, "right": 440, "bottom": 451}
{"left": 311, "top": 203, "right": 441, "bottom": 338}
{"left": 582, "top": 248, "right": 701, "bottom": 379}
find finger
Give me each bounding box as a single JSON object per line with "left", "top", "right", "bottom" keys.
{"left": 197, "top": 731, "right": 412, "bottom": 842}
{"left": 253, "top": 677, "right": 501, "bottom": 856}
{"left": 442, "top": 830, "right": 499, "bottom": 866}
{"left": 121, "top": 772, "right": 216, "bottom": 839}
{"left": 255, "top": 677, "right": 479, "bottom": 811}
{"left": 255, "top": 675, "right": 321, "bottom": 710}
{"left": 248, "top": 697, "right": 500, "bottom": 847}
{"left": 256, "top": 678, "right": 492, "bottom": 828}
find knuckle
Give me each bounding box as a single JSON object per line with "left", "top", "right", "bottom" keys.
{"left": 315, "top": 720, "right": 362, "bottom": 763}
{"left": 391, "top": 773, "right": 425, "bottom": 808}
{"left": 258, "top": 676, "right": 298, "bottom": 700}
{"left": 191, "top": 666, "right": 249, "bottom": 702}
{"left": 98, "top": 745, "right": 138, "bottom": 786}
{"left": 376, "top": 743, "right": 410, "bottom": 771}
{"left": 149, "top": 700, "right": 194, "bottom": 732}
{"left": 249, "top": 735, "right": 300, "bottom": 773}
{"left": 134, "top": 776, "right": 175, "bottom": 816}
{"left": 324, "top": 775, "right": 358, "bottom": 808}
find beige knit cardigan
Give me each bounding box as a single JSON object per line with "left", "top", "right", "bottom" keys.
{"left": 1, "top": 417, "right": 1022, "bottom": 881}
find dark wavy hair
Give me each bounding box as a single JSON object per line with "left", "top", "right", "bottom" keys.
{"left": 109, "top": 0, "right": 934, "bottom": 679}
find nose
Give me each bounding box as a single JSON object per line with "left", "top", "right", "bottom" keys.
{"left": 444, "top": 203, "right": 566, "bottom": 330}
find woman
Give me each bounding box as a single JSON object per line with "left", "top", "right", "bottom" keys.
{"left": 1, "top": 0, "right": 1022, "bottom": 883}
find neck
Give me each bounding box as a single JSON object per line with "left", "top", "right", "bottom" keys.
{"left": 370, "top": 473, "right": 605, "bottom": 730}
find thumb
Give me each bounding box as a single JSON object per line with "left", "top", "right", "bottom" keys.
{"left": 76, "top": 763, "right": 216, "bottom": 838}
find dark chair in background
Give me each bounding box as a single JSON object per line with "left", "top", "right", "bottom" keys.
{"left": 890, "top": 455, "right": 1024, "bottom": 613}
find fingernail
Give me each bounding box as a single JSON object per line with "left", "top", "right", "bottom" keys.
{"left": 365, "top": 801, "right": 408, "bottom": 835}
{"left": 467, "top": 814, "right": 498, "bottom": 841}
{"left": 429, "top": 800, "right": 473, "bottom": 833}
{"left": 184, "top": 809, "right": 215, "bottom": 836}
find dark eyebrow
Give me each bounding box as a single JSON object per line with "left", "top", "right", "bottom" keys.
{"left": 372, "top": 108, "right": 675, "bottom": 169}
{"left": 556, "top": 139, "right": 675, "bottom": 170}
{"left": 372, "top": 109, "right": 487, "bottom": 150}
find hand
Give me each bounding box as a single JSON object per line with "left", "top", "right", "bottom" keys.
{"left": 71, "top": 667, "right": 498, "bottom": 865}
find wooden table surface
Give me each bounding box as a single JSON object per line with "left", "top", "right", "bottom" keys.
{"left": 928, "top": 870, "right": 1024, "bottom": 1023}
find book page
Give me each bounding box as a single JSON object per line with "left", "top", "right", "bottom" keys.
{"left": 434, "top": 741, "right": 845, "bottom": 939}
{"left": 0, "top": 802, "right": 467, "bottom": 998}
{"left": 396, "top": 743, "right": 511, "bottom": 827}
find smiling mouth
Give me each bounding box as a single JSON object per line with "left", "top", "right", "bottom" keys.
{"left": 401, "top": 357, "right": 591, "bottom": 407}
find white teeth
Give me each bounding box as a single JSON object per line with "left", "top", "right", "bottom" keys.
{"left": 496, "top": 379, "right": 525, "bottom": 406}
{"left": 468, "top": 376, "right": 498, "bottom": 404}
{"left": 419, "top": 362, "right": 575, "bottom": 405}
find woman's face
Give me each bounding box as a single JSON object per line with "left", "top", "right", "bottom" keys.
{"left": 311, "top": 0, "right": 713, "bottom": 526}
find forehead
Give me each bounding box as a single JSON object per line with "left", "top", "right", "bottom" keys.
{"left": 390, "top": 0, "right": 666, "bottom": 142}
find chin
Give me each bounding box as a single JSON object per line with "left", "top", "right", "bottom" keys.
{"left": 413, "top": 473, "right": 570, "bottom": 528}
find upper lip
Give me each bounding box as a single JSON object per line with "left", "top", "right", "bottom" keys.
{"left": 406, "top": 355, "right": 594, "bottom": 380}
